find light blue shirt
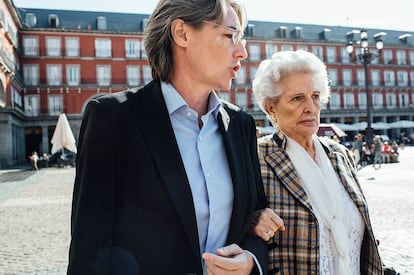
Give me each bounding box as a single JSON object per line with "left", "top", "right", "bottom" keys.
{"left": 161, "top": 81, "right": 234, "bottom": 259}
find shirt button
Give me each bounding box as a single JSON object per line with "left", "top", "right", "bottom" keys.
{"left": 186, "top": 111, "right": 191, "bottom": 117}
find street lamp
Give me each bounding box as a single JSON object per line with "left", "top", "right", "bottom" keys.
{"left": 346, "top": 29, "right": 384, "bottom": 145}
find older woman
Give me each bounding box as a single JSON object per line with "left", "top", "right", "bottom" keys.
{"left": 251, "top": 50, "right": 382, "bottom": 274}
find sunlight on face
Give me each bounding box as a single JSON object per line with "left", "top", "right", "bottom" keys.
{"left": 268, "top": 73, "right": 321, "bottom": 144}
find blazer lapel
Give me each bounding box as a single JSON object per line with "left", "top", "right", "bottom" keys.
{"left": 130, "top": 81, "right": 200, "bottom": 259}
{"left": 217, "top": 107, "right": 246, "bottom": 243}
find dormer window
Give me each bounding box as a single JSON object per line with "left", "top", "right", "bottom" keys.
{"left": 319, "top": 28, "right": 331, "bottom": 40}
{"left": 399, "top": 34, "right": 411, "bottom": 45}
{"left": 97, "top": 16, "right": 107, "bottom": 30}
{"left": 277, "top": 26, "right": 287, "bottom": 39}
{"left": 48, "top": 14, "right": 59, "bottom": 28}
{"left": 291, "top": 27, "right": 302, "bottom": 39}
{"left": 246, "top": 24, "right": 255, "bottom": 37}
{"left": 25, "top": 13, "right": 37, "bottom": 27}
{"left": 141, "top": 18, "right": 148, "bottom": 31}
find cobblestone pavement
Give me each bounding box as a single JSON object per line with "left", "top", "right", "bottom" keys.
{"left": 0, "top": 147, "right": 413, "bottom": 274}
{"left": 0, "top": 167, "right": 73, "bottom": 275}
{"left": 357, "top": 146, "right": 414, "bottom": 275}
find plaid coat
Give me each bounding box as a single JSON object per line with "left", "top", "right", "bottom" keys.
{"left": 258, "top": 130, "right": 382, "bottom": 274}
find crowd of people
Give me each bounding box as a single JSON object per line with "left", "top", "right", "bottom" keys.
{"left": 350, "top": 133, "right": 400, "bottom": 169}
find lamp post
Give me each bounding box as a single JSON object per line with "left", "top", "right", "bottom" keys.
{"left": 346, "top": 29, "right": 384, "bottom": 145}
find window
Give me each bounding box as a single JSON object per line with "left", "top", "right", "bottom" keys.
{"left": 373, "top": 93, "right": 383, "bottom": 109}
{"left": 248, "top": 44, "right": 260, "bottom": 61}
{"left": 48, "top": 95, "right": 63, "bottom": 115}
{"left": 46, "top": 37, "right": 61, "bottom": 56}
{"left": 23, "top": 64, "right": 39, "bottom": 86}
{"left": 95, "top": 39, "right": 111, "bottom": 58}
{"left": 281, "top": 45, "right": 293, "bottom": 51}
{"left": 66, "top": 65, "right": 80, "bottom": 86}
{"left": 341, "top": 48, "right": 351, "bottom": 64}
{"left": 235, "top": 92, "right": 247, "bottom": 109}
{"left": 251, "top": 93, "right": 260, "bottom": 111}
{"left": 25, "top": 13, "right": 37, "bottom": 27}
{"left": 329, "top": 93, "right": 340, "bottom": 109}
{"left": 97, "top": 65, "right": 111, "bottom": 86}
{"left": 218, "top": 92, "right": 230, "bottom": 102}
{"left": 47, "top": 64, "right": 62, "bottom": 85}
{"left": 411, "top": 71, "right": 414, "bottom": 87}
{"left": 370, "top": 49, "right": 379, "bottom": 65}
{"left": 250, "top": 66, "right": 258, "bottom": 83}
{"left": 48, "top": 14, "right": 59, "bottom": 28}
{"left": 384, "top": 71, "right": 395, "bottom": 86}
{"left": 410, "top": 51, "right": 414, "bottom": 66}
{"left": 344, "top": 93, "right": 354, "bottom": 109}
{"left": 143, "top": 65, "right": 152, "bottom": 84}
{"left": 386, "top": 93, "right": 396, "bottom": 108}
{"left": 396, "top": 50, "right": 406, "bottom": 65}
{"left": 23, "top": 36, "right": 39, "bottom": 56}
{"left": 140, "top": 40, "right": 147, "bottom": 59}
{"left": 383, "top": 50, "right": 393, "bottom": 64}
{"left": 265, "top": 43, "right": 277, "bottom": 59}
{"left": 234, "top": 67, "right": 246, "bottom": 85}
{"left": 399, "top": 93, "right": 409, "bottom": 107}
{"left": 357, "top": 70, "right": 365, "bottom": 86}
{"left": 24, "top": 95, "right": 40, "bottom": 116}
{"left": 397, "top": 71, "right": 408, "bottom": 86}
{"left": 358, "top": 93, "right": 367, "bottom": 109}
{"left": 312, "top": 46, "right": 323, "bottom": 60}
{"left": 342, "top": 69, "right": 352, "bottom": 86}
{"left": 297, "top": 45, "right": 308, "bottom": 51}
{"left": 326, "top": 47, "right": 336, "bottom": 63}
{"left": 66, "top": 37, "right": 79, "bottom": 57}
{"left": 327, "top": 69, "right": 337, "bottom": 86}
{"left": 371, "top": 70, "right": 380, "bottom": 86}
{"left": 127, "top": 66, "right": 140, "bottom": 86}
{"left": 125, "top": 39, "right": 140, "bottom": 58}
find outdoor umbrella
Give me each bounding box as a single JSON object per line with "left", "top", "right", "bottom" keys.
{"left": 51, "top": 113, "right": 77, "bottom": 154}
{"left": 317, "top": 123, "right": 347, "bottom": 137}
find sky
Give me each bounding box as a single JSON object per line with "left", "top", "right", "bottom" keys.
{"left": 13, "top": 0, "right": 414, "bottom": 32}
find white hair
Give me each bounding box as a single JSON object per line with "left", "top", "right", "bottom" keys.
{"left": 252, "top": 50, "right": 330, "bottom": 120}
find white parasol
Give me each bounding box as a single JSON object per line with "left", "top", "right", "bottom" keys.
{"left": 51, "top": 113, "right": 77, "bottom": 154}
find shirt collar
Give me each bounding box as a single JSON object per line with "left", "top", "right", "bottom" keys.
{"left": 161, "top": 81, "right": 222, "bottom": 117}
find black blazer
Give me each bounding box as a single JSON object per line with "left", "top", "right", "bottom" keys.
{"left": 68, "top": 81, "right": 268, "bottom": 275}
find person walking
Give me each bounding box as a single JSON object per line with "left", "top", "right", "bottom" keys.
{"left": 67, "top": 0, "right": 268, "bottom": 274}
{"left": 373, "top": 135, "right": 383, "bottom": 169}
{"left": 29, "top": 151, "right": 39, "bottom": 171}
{"left": 250, "top": 50, "right": 382, "bottom": 274}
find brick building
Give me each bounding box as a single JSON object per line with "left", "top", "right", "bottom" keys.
{"left": 0, "top": 0, "right": 413, "bottom": 166}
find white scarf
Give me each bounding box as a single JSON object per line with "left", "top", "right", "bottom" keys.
{"left": 286, "top": 135, "right": 351, "bottom": 275}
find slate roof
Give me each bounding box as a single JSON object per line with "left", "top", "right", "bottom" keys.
{"left": 16, "top": 7, "right": 414, "bottom": 46}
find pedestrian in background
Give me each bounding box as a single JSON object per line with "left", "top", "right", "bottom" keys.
{"left": 67, "top": 0, "right": 268, "bottom": 274}
{"left": 352, "top": 133, "right": 363, "bottom": 168}
{"left": 250, "top": 50, "right": 382, "bottom": 274}
{"left": 373, "top": 135, "right": 383, "bottom": 169}
{"left": 29, "top": 151, "right": 39, "bottom": 171}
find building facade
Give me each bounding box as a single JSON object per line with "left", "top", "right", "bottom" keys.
{"left": 0, "top": 0, "right": 413, "bottom": 166}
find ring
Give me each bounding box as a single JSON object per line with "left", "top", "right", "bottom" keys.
{"left": 267, "top": 229, "right": 273, "bottom": 236}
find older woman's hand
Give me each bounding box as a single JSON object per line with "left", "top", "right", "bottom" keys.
{"left": 251, "top": 208, "right": 285, "bottom": 241}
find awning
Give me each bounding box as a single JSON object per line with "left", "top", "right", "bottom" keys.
{"left": 389, "top": 120, "right": 414, "bottom": 129}
{"left": 318, "top": 123, "right": 347, "bottom": 137}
